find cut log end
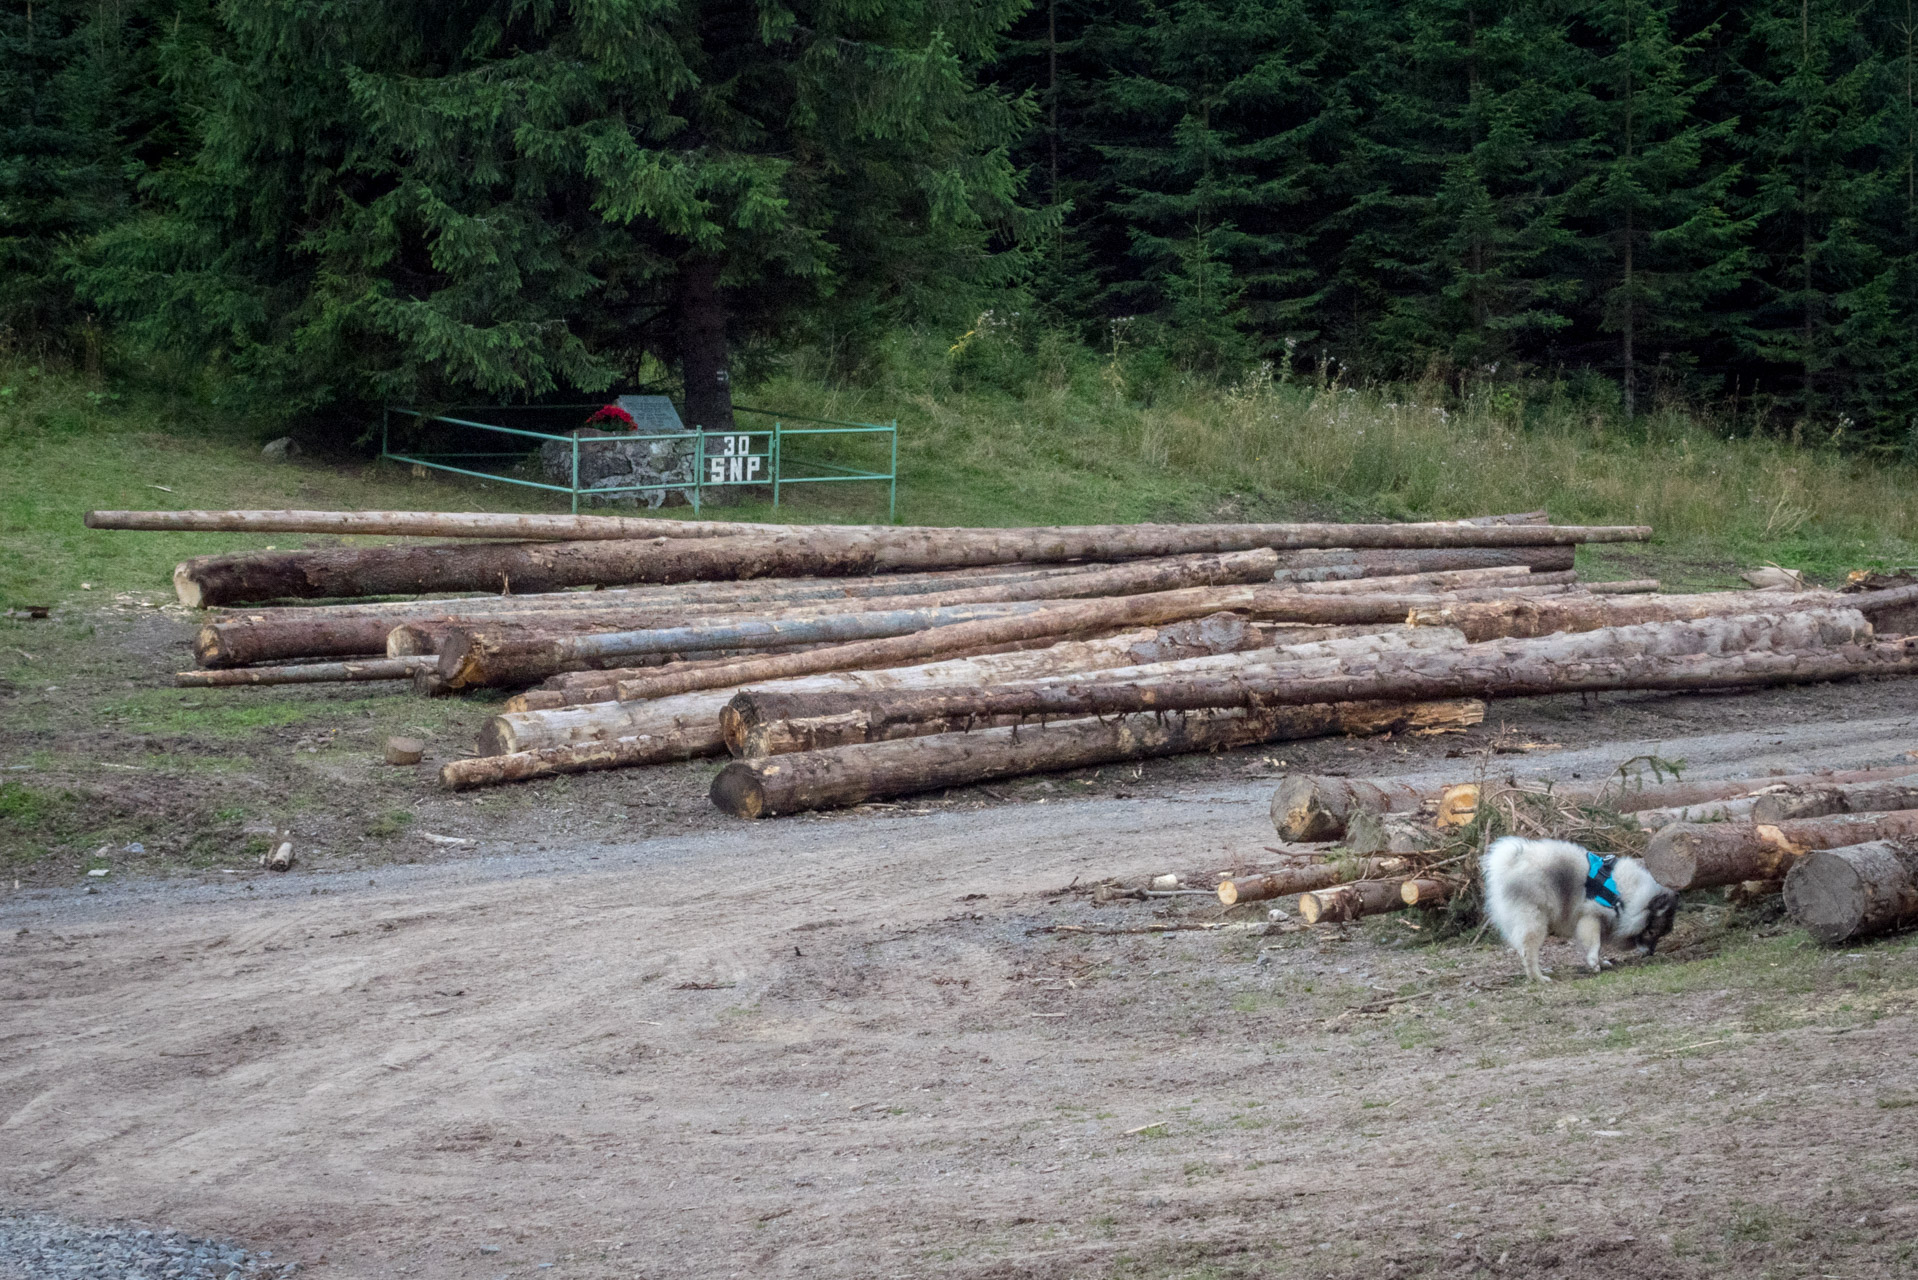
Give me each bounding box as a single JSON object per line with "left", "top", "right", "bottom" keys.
{"left": 476, "top": 719, "right": 516, "bottom": 758}
{"left": 173, "top": 563, "right": 205, "bottom": 609}
{"left": 710, "top": 764, "right": 770, "bottom": 819}
{"left": 1783, "top": 848, "right": 1875, "bottom": 943}
{"left": 1435, "top": 783, "right": 1479, "bottom": 829}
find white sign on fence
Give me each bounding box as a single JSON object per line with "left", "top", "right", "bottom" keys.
{"left": 707, "top": 433, "right": 764, "bottom": 485}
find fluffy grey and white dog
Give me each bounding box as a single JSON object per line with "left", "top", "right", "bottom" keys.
{"left": 1481, "top": 836, "right": 1678, "bottom": 982}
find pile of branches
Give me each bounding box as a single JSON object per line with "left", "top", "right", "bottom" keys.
{"left": 1230, "top": 761, "right": 1918, "bottom": 945}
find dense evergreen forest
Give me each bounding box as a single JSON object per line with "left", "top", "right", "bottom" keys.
{"left": 5, "top": 0, "right": 1918, "bottom": 451}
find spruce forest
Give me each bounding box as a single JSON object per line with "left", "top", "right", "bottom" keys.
{"left": 7, "top": 0, "right": 1918, "bottom": 451}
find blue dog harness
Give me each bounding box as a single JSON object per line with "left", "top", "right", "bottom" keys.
{"left": 1585, "top": 852, "right": 1623, "bottom": 913}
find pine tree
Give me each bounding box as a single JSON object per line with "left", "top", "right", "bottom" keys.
{"left": 1089, "top": 0, "right": 1334, "bottom": 372}
{"left": 1735, "top": 0, "right": 1888, "bottom": 429}
{"left": 79, "top": 0, "right": 1034, "bottom": 425}
{"left": 1574, "top": 0, "right": 1748, "bottom": 416}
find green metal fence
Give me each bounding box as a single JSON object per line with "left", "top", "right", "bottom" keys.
{"left": 381, "top": 403, "right": 898, "bottom": 519}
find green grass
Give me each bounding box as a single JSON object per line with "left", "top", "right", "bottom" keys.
{"left": 6, "top": 334, "right": 1918, "bottom": 609}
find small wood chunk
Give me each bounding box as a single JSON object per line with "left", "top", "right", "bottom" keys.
{"left": 386, "top": 737, "right": 426, "bottom": 765}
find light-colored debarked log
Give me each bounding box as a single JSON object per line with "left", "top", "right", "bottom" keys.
{"left": 193, "top": 554, "right": 1255, "bottom": 668}
{"left": 725, "top": 631, "right": 1477, "bottom": 758}
{"left": 702, "top": 608, "right": 1884, "bottom": 732}
{"left": 704, "top": 700, "right": 1482, "bottom": 818}
{"left": 1783, "top": 838, "right": 1918, "bottom": 943}
{"left": 175, "top": 656, "right": 433, "bottom": 686}
{"left": 1645, "top": 810, "right": 1918, "bottom": 891}
{"left": 480, "top": 615, "right": 1266, "bottom": 756}
{"left": 1298, "top": 879, "right": 1415, "bottom": 924}
{"left": 1218, "top": 858, "right": 1409, "bottom": 905}
{"left": 170, "top": 522, "right": 1653, "bottom": 607}
{"left": 1411, "top": 583, "right": 1918, "bottom": 643}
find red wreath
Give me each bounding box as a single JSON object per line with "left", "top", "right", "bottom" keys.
{"left": 584, "top": 404, "right": 637, "bottom": 431}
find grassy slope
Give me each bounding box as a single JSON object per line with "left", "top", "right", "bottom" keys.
{"left": 6, "top": 345, "right": 1918, "bottom": 606}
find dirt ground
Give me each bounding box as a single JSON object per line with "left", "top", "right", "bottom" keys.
{"left": 6, "top": 609, "right": 1918, "bottom": 1278}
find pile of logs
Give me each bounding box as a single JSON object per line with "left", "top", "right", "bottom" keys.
{"left": 1234, "top": 762, "right": 1918, "bottom": 945}
{"left": 89, "top": 507, "right": 1918, "bottom": 848}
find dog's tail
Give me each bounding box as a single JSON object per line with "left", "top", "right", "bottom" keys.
{"left": 1480, "top": 835, "right": 1527, "bottom": 898}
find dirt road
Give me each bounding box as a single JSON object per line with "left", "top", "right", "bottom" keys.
{"left": 7, "top": 697, "right": 1918, "bottom": 1279}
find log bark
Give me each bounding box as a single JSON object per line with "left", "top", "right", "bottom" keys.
{"left": 726, "top": 635, "right": 1478, "bottom": 758}
{"left": 1218, "top": 858, "right": 1409, "bottom": 905}
{"left": 1268, "top": 545, "right": 1572, "bottom": 583}
{"left": 1750, "top": 780, "right": 1918, "bottom": 823}
{"left": 1286, "top": 565, "right": 1551, "bottom": 594}
{"left": 602, "top": 584, "right": 1566, "bottom": 704}
{"left": 705, "top": 701, "right": 1483, "bottom": 817}
{"left": 1298, "top": 879, "right": 1413, "bottom": 924}
{"left": 174, "top": 656, "right": 433, "bottom": 686}
{"left": 489, "top": 621, "right": 1458, "bottom": 758}
{"left": 1407, "top": 588, "right": 1846, "bottom": 642}
{"left": 1398, "top": 878, "right": 1458, "bottom": 907}
{"left": 1587, "top": 579, "right": 1660, "bottom": 594}
{"left": 703, "top": 608, "right": 1882, "bottom": 732}
{"left": 192, "top": 559, "right": 1159, "bottom": 666}
{"left": 172, "top": 522, "right": 1652, "bottom": 606}
{"left": 442, "top": 729, "right": 719, "bottom": 791}
{"left": 481, "top": 614, "right": 1268, "bottom": 756}
{"left": 436, "top": 600, "right": 1063, "bottom": 689}
{"left": 1645, "top": 810, "right": 1918, "bottom": 891}
{"left": 1782, "top": 838, "right": 1918, "bottom": 943}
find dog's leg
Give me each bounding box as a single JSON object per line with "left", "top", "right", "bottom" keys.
{"left": 1519, "top": 924, "right": 1551, "bottom": 982}
{"left": 1575, "top": 915, "right": 1607, "bottom": 973}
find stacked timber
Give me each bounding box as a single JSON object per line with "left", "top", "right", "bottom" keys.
{"left": 87, "top": 506, "right": 1918, "bottom": 850}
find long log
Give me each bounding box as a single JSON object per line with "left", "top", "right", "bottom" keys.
{"left": 1298, "top": 879, "right": 1414, "bottom": 924}
{"left": 704, "top": 608, "right": 1882, "bottom": 732}
{"left": 174, "top": 656, "right": 433, "bottom": 686}
{"left": 1286, "top": 565, "right": 1554, "bottom": 594}
{"left": 1645, "top": 810, "right": 1918, "bottom": 891}
{"left": 99, "top": 506, "right": 1545, "bottom": 540}
{"left": 479, "top": 614, "right": 1267, "bottom": 756}
{"left": 1407, "top": 588, "right": 1849, "bottom": 642}
{"left": 172, "top": 523, "right": 1653, "bottom": 607}
{"left": 705, "top": 701, "right": 1484, "bottom": 818}
{"left": 725, "top": 631, "right": 1478, "bottom": 758}
{"left": 1782, "top": 838, "right": 1918, "bottom": 943}
{"left": 602, "top": 583, "right": 1576, "bottom": 704}
{"left": 1269, "top": 545, "right": 1573, "bottom": 583}
{"left": 1398, "top": 878, "right": 1458, "bottom": 907}
{"left": 1218, "top": 858, "right": 1409, "bottom": 905}
{"left": 193, "top": 558, "right": 1160, "bottom": 667}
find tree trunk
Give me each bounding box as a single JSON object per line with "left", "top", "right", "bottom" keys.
{"left": 705, "top": 701, "right": 1484, "bottom": 817}
{"left": 478, "top": 614, "right": 1269, "bottom": 756}
{"left": 190, "top": 558, "right": 1194, "bottom": 667}
{"left": 1750, "top": 780, "right": 1918, "bottom": 823}
{"left": 1645, "top": 810, "right": 1918, "bottom": 891}
{"left": 1269, "top": 544, "right": 1572, "bottom": 582}
{"left": 174, "top": 657, "right": 432, "bottom": 686}
{"left": 90, "top": 508, "right": 840, "bottom": 540}
{"left": 678, "top": 259, "right": 734, "bottom": 433}
{"left": 695, "top": 609, "right": 1882, "bottom": 732}
{"left": 1297, "top": 879, "right": 1414, "bottom": 924}
{"left": 1285, "top": 564, "right": 1542, "bottom": 594}
{"left": 1783, "top": 838, "right": 1918, "bottom": 943}
{"left": 1218, "top": 859, "right": 1409, "bottom": 905}
{"left": 171, "top": 522, "right": 1652, "bottom": 607}
{"left": 1586, "top": 579, "right": 1661, "bottom": 594}
{"left": 1407, "top": 588, "right": 1848, "bottom": 642}
{"left": 442, "top": 729, "right": 720, "bottom": 792}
